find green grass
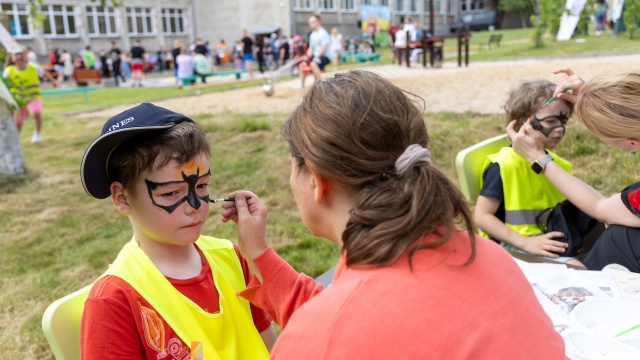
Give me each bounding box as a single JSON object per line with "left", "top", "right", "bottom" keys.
{"left": 458, "top": 28, "right": 640, "bottom": 61}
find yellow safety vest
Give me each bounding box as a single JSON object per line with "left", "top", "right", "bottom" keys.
{"left": 482, "top": 147, "right": 572, "bottom": 237}
{"left": 4, "top": 64, "right": 40, "bottom": 107}
{"left": 103, "top": 236, "right": 269, "bottom": 360}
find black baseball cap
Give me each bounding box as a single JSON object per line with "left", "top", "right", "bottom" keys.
{"left": 81, "top": 103, "right": 195, "bottom": 199}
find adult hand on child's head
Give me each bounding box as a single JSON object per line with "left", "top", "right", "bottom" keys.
{"left": 519, "top": 232, "right": 568, "bottom": 258}
{"left": 222, "top": 190, "right": 269, "bottom": 261}
{"left": 552, "top": 68, "right": 584, "bottom": 104}
{"left": 506, "top": 119, "right": 547, "bottom": 164}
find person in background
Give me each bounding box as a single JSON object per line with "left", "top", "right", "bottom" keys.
{"left": 241, "top": 30, "right": 254, "bottom": 78}
{"left": 216, "top": 39, "right": 229, "bottom": 66}
{"left": 110, "top": 41, "right": 124, "bottom": 85}
{"left": 61, "top": 49, "right": 73, "bottom": 82}
{"left": 130, "top": 39, "right": 146, "bottom": 87}
{"left": 278, "top": 35, "right": 290, "bottom": 67}
{"left": 193, "top": 46, "right": 212, "bottom": 83}
{"left": 297, "top": 14, "right": 331, "bottom": 89}
{"left": 387, "top": 21, "right": 400, "bottom": 62}
{"left": 3, "top": 49, "right": 57, "bottom": 142}
{"left": 82, "top": 46, "right": 96, "bottom": 69}
{"left": 172, "top": 40, "right": 182, "bottom": 83}
{"left": 329, "top": 27, "right": 344, "bottom": 68}
{"left": 175, "top": 47, "right": 195, "bottom": 86}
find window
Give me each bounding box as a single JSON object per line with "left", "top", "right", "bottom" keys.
{"left": 293, "top": 0, "right": 312, "bottom": 9}
{"left": 410, "top": 0, "right": 418, "bottom": 12}
{"left": 341, "top": 0, "right": 355, "bottom": 10}
{"left": 42, "top": 4, "right": 77, "bottom": 37}
{"left": 395, "top": 0, "right": 405, "bottom": 12}
{"left": 461, "top": 0, "right": 483, "bottom": 11}
{"left": 86, "top": 6, "right": 118, "bottom": 36}
{"left": 435, "top": 0, "right": 441, "bottom": 14}
{"left": 162, "top": 8, "right": 185, "bottom": 34}
{"left": 127, "top": 7, "right": 154, "bottom": 35}
{"left": 446, "top": 0, "right": 452, "bottom": 14}
{"left": 362, "top": 0, "right": 374, "bottom": 5}
{"left": 380, "top": 0, "right": 389, "bottom": 5}
{"left": 319, "top": 0, "right": 334, "bottom": 10}
{"left": 1, "top": 3, "right": 31, "bottom": 38}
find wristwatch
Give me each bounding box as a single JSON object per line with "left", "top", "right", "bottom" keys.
{"left": 532, "top": 154, "right": 554, "bottom": 174}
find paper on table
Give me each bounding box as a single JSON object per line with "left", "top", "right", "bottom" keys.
{"left": 572, "top": 270, "right": 622, "bottom": 299}
{"left": 532, "top": 273, "right": 609, "bottom": 315}
{"left": 605, "top": 269, "right": 640, "bottom": 300}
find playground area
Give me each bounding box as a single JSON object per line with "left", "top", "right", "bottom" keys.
{"left": 3, "top": 46, "right": 640, "bottom": 358}
{"left": 73, "top": 52, "right": 639, "bottom": 120}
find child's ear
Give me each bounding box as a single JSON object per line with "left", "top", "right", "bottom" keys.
{"left": 110, "top": 182, "right": 132, "bottom": 216}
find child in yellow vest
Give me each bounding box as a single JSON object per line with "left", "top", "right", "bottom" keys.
{"left": 474, "top": 79, "right": 598, "bottom": 261}
{"left": 2, "top": 49, "right": 57, "bottom": 143}
{"left": 79, "top": 103, "right": 276, "bottom": 359}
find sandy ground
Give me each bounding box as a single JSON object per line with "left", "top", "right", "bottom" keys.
{"left": 73, "top": 53, "right": 640, "bottom": 119}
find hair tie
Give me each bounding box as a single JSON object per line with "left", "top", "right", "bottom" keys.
{"left": 395, "top": 144, "right": 431, "bottom": 175}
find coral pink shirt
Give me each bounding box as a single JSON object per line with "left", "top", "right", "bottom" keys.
{"left": 241, "top": 230, "right": 566, "bottom": 359}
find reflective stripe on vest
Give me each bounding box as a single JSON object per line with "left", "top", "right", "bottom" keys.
{"left": 103, "top": 236, "right": 269, "bottom": 360}
{"left": 5, "top": 64, "right": 40, "bottom": 107}
{"left": 483, "top": 147, "right": 572, "bottom": 236}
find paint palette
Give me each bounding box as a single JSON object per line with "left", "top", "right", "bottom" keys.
{"left": 562, "top": 330, "right": 640, "bottom": 360}
{"left": 567, "top": 298, "right": 640, "bottom": 351}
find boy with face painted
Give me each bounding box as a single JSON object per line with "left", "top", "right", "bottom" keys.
{"left": 474, "top": 80, "right": 598, "bottom": 261}
{"left": 79, "top": 103, "right": 276, "bottom": 359}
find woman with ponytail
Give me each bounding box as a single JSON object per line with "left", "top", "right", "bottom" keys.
{"left": 223, "top": 71, "right": 565, "bottom": 359}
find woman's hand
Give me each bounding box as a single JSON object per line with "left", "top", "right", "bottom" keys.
{"left": 222, "top": 191, "right": 269, "bottom": 261}
{"left": 506, "top": 119, "right": 547, "bottom": 164}
{"left": 552, "top": 68, "right": 585, "bottom": 104}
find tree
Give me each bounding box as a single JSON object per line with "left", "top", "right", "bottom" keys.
{"left": 501, "top": 0, "right": 536, "bottom": 28}
{"left": 624, "top": 0, "right": 640, "bottom": 39}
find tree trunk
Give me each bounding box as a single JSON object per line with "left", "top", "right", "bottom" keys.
{"left": 0, "top": 100, "right": 25, "bottom": 176}
{"left": 520, "top": 11, "right": 528, "bottom": 28}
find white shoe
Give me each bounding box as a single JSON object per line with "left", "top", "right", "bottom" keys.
{"left": 31, "top": 132, "right": 42, "bottom": 143}
{"left": 292, "top": 84, "right": 304, "bottom": 90}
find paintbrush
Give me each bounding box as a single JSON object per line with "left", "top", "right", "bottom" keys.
{"left": 209, "top": 197, "right": 252, "bottom": 203}
{"left": 541, "top": 86, "right": 572, "bottom": 108}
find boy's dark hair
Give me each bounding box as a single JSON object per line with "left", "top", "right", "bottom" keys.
{"left": 504, "top": 79, "right": 574, "bottom": 131}
{"left": 107, "top": 122, "right": 210, "bottom": 192}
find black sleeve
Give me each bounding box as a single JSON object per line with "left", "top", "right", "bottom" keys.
{"left": 620, "top": 181, "right": 640, "bottom": 218}
{"left": 479, "top": 163, "right": 504, "bottom": 202}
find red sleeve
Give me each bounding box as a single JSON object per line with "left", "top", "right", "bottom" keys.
{"left": 238, "top": 247, "right": 324, "bottom": 329}
{"left": 233, "top": 245, "right": 272, "bottom": 333}
{"left": 80, "top": 276, "right": 144, "bottom": 359}
{"left": 621, "top": 182, "right": 640, "bottom": 218}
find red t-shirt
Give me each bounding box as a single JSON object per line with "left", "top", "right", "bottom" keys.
{"left": 80, "top": 245, "right": 271, "bottom": 360}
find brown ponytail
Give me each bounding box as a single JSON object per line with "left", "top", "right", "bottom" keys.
{"left": 282, "top": 70, "right": 476, "bottom": 268}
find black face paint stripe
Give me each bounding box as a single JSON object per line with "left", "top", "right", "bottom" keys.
{"left": 145, "top": 168, "right": 211, "bottom": 214}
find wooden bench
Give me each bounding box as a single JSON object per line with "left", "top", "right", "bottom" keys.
{"left": 341, "top": 53, "right": 380, "bottom": 63}
{"left": 179, "top": 69, "right": 244, "bottom": 87}
{"left": 478, "top": 34, "right": 502, "bottom": 51}
{"left": 40, "top": 86, "right": 96, "bottom": 103}
{"left": 73, "top": 69, "right": 102, "bottom": 86}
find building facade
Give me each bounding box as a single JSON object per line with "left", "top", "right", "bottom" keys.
{"left": 1, "top": 0, "right": 192, "bottom": 57}
{"left": 0, "top": 0, "right": 501, "bottom": 59}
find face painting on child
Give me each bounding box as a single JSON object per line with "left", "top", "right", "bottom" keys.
{"left": 532, "top": 112, "right": 568, "bottom": 137}
{"left": 145, "top": 165, "right": 211, "bottom": 214}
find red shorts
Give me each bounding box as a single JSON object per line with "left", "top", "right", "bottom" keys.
{"left": 131, "top": 63, "right": 145, "bottom": 71}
